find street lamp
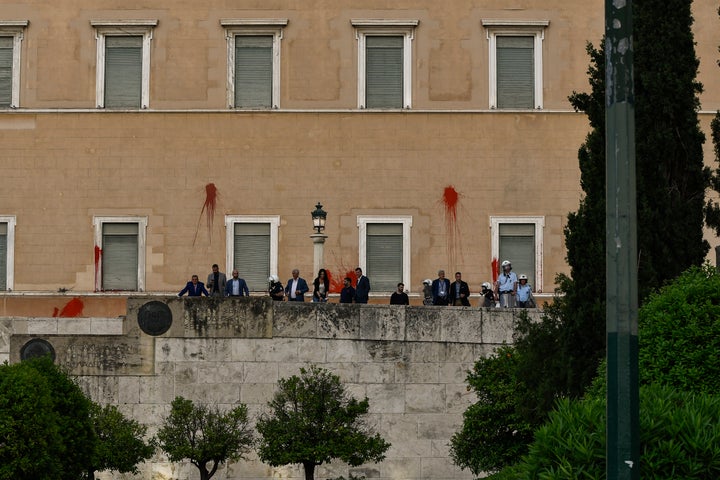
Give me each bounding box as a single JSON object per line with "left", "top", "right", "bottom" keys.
{"left": 310, "top": 202, "right": 328, "bottom": 275}
{"left": 311, "top": 202, "right": 327, "bottom": 234}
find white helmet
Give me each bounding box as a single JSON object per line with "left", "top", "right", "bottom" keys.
{"left": 501, "top": 260, "right": 512, "bottom": 267}
{"left": 519, "top": 274, "right": 528, "bottom": 281}
{"left": 482, "top": 282, "right": 492, "bottom": 290}
{"left": 422, "top": 279, "right": 433, "bottom": 285}
{"left": 268, "top": 275, "right": 279, "bottom": 283}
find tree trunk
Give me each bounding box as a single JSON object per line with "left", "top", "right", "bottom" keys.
{"left": 303, "top": 462, "right": 316, "bottom": 480}
{"left": 199, "top": 465, "right": 209, "bottom": 480}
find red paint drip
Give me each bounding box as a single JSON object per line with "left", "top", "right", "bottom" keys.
{"left": 52, "top": 297, "right": 84, "bottom": 318}
{"left": 492, "top": 258, "right": 499, "bottom": 283}
{"left": 442, "top": 186, "right": 462, "bottom": 270}
{"left": 327, "top": 269, "right": 358, "bottom": 294}
{"left": 94, "top": 245, "right": 102, "bottom": 292}
{"left": 193, "top": 183, "right": 219, "bottom": 245}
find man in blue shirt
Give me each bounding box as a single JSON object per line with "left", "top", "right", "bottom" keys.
{"left": 495, "top": 260, "right": 518, "bottom": 307}
{"left": 225, "top": 269, "right": 250, "bottom": 297}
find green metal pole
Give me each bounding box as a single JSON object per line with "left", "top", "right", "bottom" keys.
{"left": 605, "top": 1, "right": 639, "bottom": 479}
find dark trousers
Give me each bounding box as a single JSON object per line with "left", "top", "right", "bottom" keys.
{"left": 434, "top": 297, "right": 449, "bottom": 306}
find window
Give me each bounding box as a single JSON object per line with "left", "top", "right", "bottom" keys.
{"left": 93, "top": 216, "right": 147, "bottom": 291}
{"left": 490, "top": 216, "right": 544, "bottom": 290}
{"left": 0, "top": 21, "right": 28, "bottom": 108}
{"left": 92, "top": 20, "right": 157, "bottom": 108}
{"left": 483, "top": 20, "right": 548, "bottom": 109}
{"left": 357, "top": 215, "right": 412, "bottom": 292}
{"left": 352, "top": 19, "right": 418, "bottom": 109}
{"left": 225, "top": 215, "right": 279, "bottom": 291}
{"left": 0, "top": 216, "right": 16, "bottom": 291}
{"left": 221, "top": 19, "right": 287, "bottom": 109}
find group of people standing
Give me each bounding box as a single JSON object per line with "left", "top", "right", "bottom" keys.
{"left": 420, "top": 260, "right": 534, "bottom": 308}
{"left": 179, "top": 260, "right": 534, "bottom": 308}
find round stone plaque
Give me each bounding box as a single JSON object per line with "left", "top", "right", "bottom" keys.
{"left": 137, "top": 301, "right": 173, "bottom": 336}
{"left": 20, "top": 338, "right": 56, "bottom": 362}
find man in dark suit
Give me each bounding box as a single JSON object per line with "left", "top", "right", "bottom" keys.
{"left": 178, "top": 275, "right": 210, "bottom": 297}
{"left": 451, "top": 271, "right": 471, "bottom": 306}
{"left": 225, "top": 269, "right": 250, "bottom": 297}
{"left": 206, "top": 264, "right": 227, "bottom": 297}
{"left": 285, "top": 269, "right": 309, "bottom": 301}
{"left": 354, "top": 267, "right": 370, "bottom": 304}
{"left": 431, "top": 270, "right": 451, "bottom": 306}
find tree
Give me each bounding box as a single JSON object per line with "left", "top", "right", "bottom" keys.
{"left": 0, "top": 356, "right": 95, "bottom": 480}
{"left": 157, "top": 396, "right": 253, "bottom": 480}
{"left": 256, "top": 366, "right": 390, "bottom": 480}
{"left": 87, "top": 403, "right": 155, "bottom": 480}
{"left": 450, "top": 346, "right": 534, "bottom": 475}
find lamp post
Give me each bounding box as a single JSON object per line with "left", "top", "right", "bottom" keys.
{"left": 310, "top": 202, "right": 328, "bottom": 275}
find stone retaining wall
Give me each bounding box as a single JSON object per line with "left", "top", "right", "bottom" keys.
{"left": 1, "top": 297, "right": 540, "bottom": 480}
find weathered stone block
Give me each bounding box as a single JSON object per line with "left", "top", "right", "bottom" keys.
{"left": 254, "top": 338, "right": 298, "bottom": 362}
{"left": 0, "top": 318, "right": 12, "bottom": 354}
{"left": 126, "top": 296, "right": 184, "bottom": 337}
{"left": 296, "top": 337, "right": 327, "bottom": 362}
{"left": 183, "top": 296, "right": 273, "bottom": 338}
{"left": 27, "top": 318, "right": 58, "bottom": 335}
{"left": 421, "top": 456, "right": 473, "bottom": 480}
{"left": 173, "top": 362, "right": 198, "bottom": 385}
{"left": 358, "top": 362, "right": 395, "bottom": 383}
{"left": 138, "top": 374, "right": 175, "bottom": 404}
{"left": 179, "top": 338, "right": 232, "bottom": 362}
{"left": 196, "top": 361, "right": 244, "bottom": 384}
{"left": 326, "top": 339, "right": 363, "bottom": 362}
{"left": 439, "top": 343, "right": 476, "bottom": 363}
{"left": 323, "top": 362, "right": 360, "bottom": 383}
{"left": 240, "top": 382, "right": 277, "bottom": 405}
{"left": 405, "top": 307, "right": 442, "bottom": 342}
{"left": 395, "top": 362, "right": 440, "bottom": 384}
{"left": 90, "top": 317, "right": 123, "bottom": 335}
{"left": 405, "top": 384, "right": 446, "bottom": 413}
{"left": 405, "top": 342, "right": 439, "bottom": 363}
{"left": 367, "top": 384, "right": 405, "bottom": 414}
{"left": 381, "top": 457, "right": 423, "bottom": 479}
{"left": 359, "top": 306, "right": 405, "bottom": 341}
{"left": 230, "top": 338, "right": 256, "bottom": 361}
{"left": 277, "top": 361, "right": 311, "bottom": 381}
{"left": 273, "top": 302, "right": 317, "bottom": 337}
{"left": 173, "top": 382, "right": 241, "bottom": 404}
{"left": 446, "top": 383, "right": 476, "bottom": 414}
{"left": 244, "top": 361, "right": 279, "bottom": 384}
{"left": 57, "top": 317, "right": 91, "bottom": 335}
{"left": 364, "top": 341, "right": 406, "bottom": 362}
{"left": 417, "top": 413, "right": 463, "bottom": 439}
{"left": 117, "top": 376, "right": 141, "bottom": 404}
{"left": 440, "top": 309, "right": 482, "bottom": 343}
{"left": 439, "top": 362, "right": 471, "bottom": 384}
{"left": 317, "top": 303, "right": 360, "bottom": 339}
{"left": 481, "top": 309, "right": 516, "bottom": 344}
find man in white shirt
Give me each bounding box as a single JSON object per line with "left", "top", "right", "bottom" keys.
{"left": 284, "top": 269, "right": 309, "bottom": 302}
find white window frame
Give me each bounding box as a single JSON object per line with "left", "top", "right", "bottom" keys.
{"left": 93, "top": 216, "right": 148, "bottom": 292}
{"left": 0, "top": 21, "right": 28, "bottom": 108}
{"left": 0, "top": 215, "right": 16, "bottom": 291}
{"left": 220, "top": 19, "right": 287, "bottom": 109}
{"left": 351, "top": 19, "right": 418, "bottom": 109}
{"left": 357, "top": 215, "right": 413, "bottom": 292}
{"left": 482, "top": 19, "right": 549, "bottom": 110}
{"left": 490, "top": 216, "right": 545, "bottom": 290}
{"left": 91, "top": 19, "right": 157, "bottom": 109}
{"left": 224, "top": 215, "right": 280, "bottom": 280}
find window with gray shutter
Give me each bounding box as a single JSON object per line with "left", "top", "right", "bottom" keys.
{"left": 235, "top": 35, "right": 273, "bottom": 108}
{"left": 0, "top": 223, "right": 7, "bottom": 290}
{"left": 234, "top": 223, "right": 270, "bottom": 291}
{"left": 104, "top": 36, "right": 142, "bottom": 108}
{"left": 0, "top": 37, "right": 12, "bottom": 107}
{"left": 497, "top": 36, "right": 534, "bottom": 109}
{"left": 366, "top": 223, "right": 403, "bottom": 291}
{"left": 102, "top": 223, "right": 139, "bottom": 290}
{"left": 499, "top": 223, "right": 535, "bottom": 288}
{"left": 366, "top": 36, "right": 403, "bottom": 109}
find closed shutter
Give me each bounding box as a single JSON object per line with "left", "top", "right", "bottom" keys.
{"left": 104, "top": 36, "right": 142, "bottom": 108}
{"left": 0, "top": 223, "right": 6, "bottom": 290}
{"left": 366, "top": 223, "right": 403, "bottom": 291}
{"left": 366, "top": 36, "right": 403, "bottom": 108}
{"left": 102, "top": 223, "right": 138, "bottom": 290}
{"left": 0, "top": 37, "right": 13, "bottom": 107}
{"left": 235, "top": 35, "right": 273, "bottom": 108}
{"left": 499, "top": 223, "right": 535, "bottom": 287}
{"left": 497, "top": 36, "right": 534, "bottom": 109}
{"left": 234, "top": 223, "right": 270, "bottom": 291}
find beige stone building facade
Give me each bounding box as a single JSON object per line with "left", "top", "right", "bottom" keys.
{"left": 0, "top": 0, "right": 719, "bottom": 301}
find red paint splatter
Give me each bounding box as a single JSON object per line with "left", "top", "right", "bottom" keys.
{"left": 193, "top": 183, "right": 219, "bottom": 246}
{"left": 52, "top": 297, "right": 84, "bottom": 318}
{"left": 327, "top": 268, "right": 358, "bottom": 294}
{"left": 94, "top": 245, "right": 102, "bottom": 292}
{"left": 442, "top": 186, "right": 462, "bottom": 270}
{"left": 492, "top": 258, "right": 499, "bottom": 283}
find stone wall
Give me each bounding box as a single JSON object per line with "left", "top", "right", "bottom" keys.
{"left": 2, "top": 297, "right": 540, "bottom": 480}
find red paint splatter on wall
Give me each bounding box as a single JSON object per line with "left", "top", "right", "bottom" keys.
{"left": 492, "top": 257, "right": 499, "bottom": 283}
{"left": 94, "top": 245, "right": 102, "bottom": 292}
{"left": 442, "top": 185, "right": 462, "bottom": 270}
{"left": 52, "top": 297, "right": 84, "bottom": 318}
{"left": 193, "top": 183, "right": 219, "bottom": 245}
{"left": 327, "top": 268, "right": 358, "bottom": 294}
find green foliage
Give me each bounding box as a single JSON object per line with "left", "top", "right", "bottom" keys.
{"left": 88, "top": 403, "right": 155, "bottom": 478}
{"left": 157, "top": 396, "right": 253, "bottom": 480}
{"left": 512, "top": 384, "right": 720, "bottom": 480}
{"left": 638, "top": 264, "right": 720, "bottom": 394}
{"left": 0, "top": 356, "right": 94, "bottom": 480}
{"left": 256, "top": 365, "right": 390, "bottom": 480}
{"left": 449, "top": 346, "right": 534, "bottom": 475}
